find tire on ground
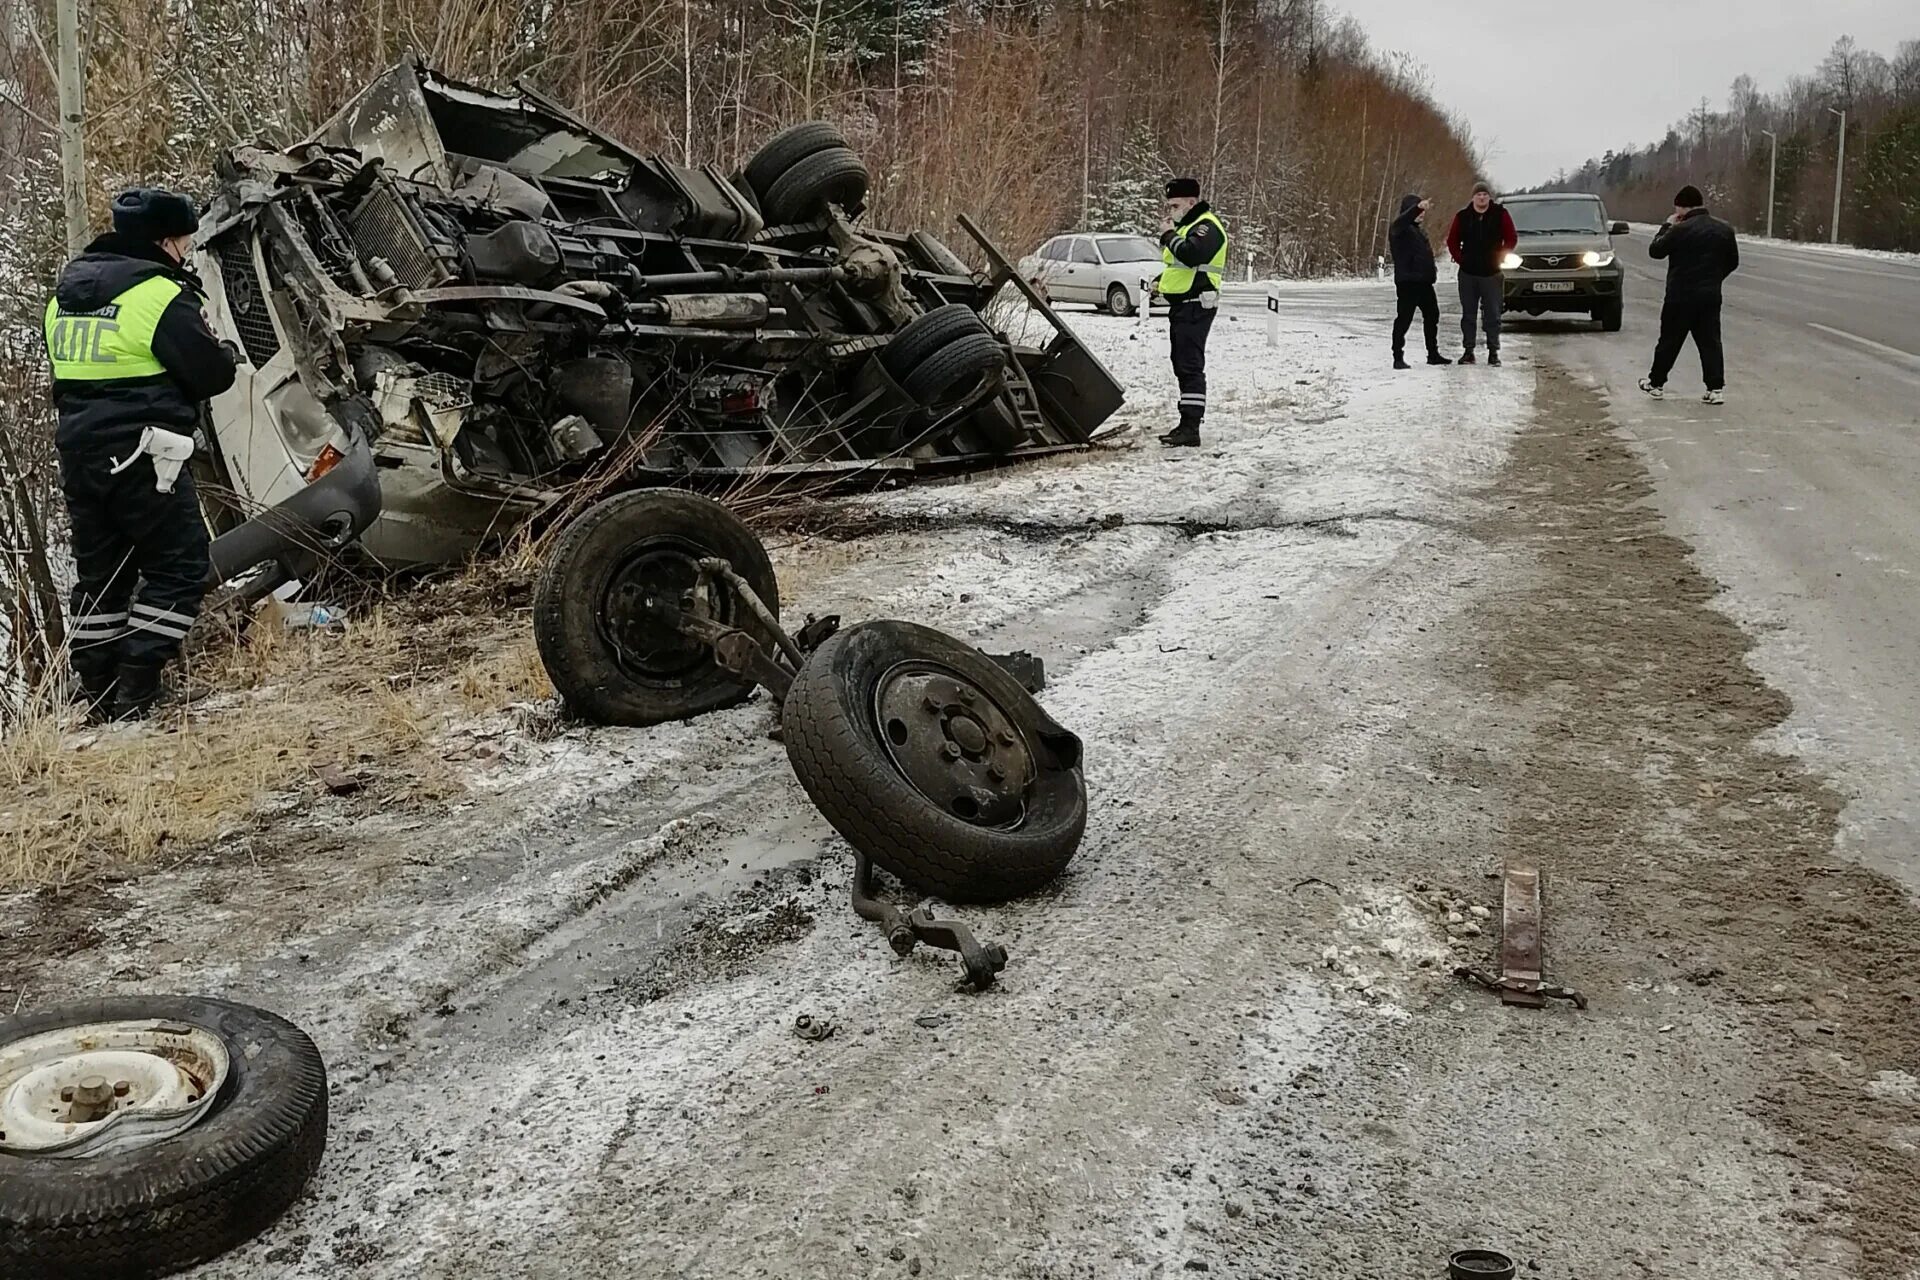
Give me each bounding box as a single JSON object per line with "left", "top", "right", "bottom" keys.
{"left": 782, "top": 620, "right": 1087, "bottom": 903}
{"left": 761, "top": 147, "right": 870, "bottom": 225}
{"left": 533, "top": 490, "right": 778, "bottom": 726}
{"left": 1597, "top": 300, "right": 1623, "bottom": 332}
{"left": 901, "top": 331, "right": 1005, "bottom": 405}
{"left": 1106, "top": 283, "right": 1135, "bottom": 316}
{"left": 881, "top": 304, "right": 991, "bottom": 381}
{"left": 0, "top": 996, "right": 327, "bottom": 1280}
{"left": 743, "top": 122, "right": 849, "bottom": 205}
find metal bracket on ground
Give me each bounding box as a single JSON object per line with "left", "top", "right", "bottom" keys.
{"left": 849, "top": 852, "right": 1008, "bottom": 991}
{"left": 1453, "top": 861, "right": 1587, "bottom": 1010}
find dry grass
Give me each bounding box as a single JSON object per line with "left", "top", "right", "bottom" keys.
{"left": 0, "top": 561, "right": 547, "bottom": 891}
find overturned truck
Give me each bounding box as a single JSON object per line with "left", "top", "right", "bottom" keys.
{"left": 193, "top": 55, "right": 1123, "bottom": 579}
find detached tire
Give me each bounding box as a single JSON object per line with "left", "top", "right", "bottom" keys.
{"left": 0, "top": 996, "right": 327, "bottom": 1280}
{"left": 744, "top": 122, "right": 849, "bottom": 205}
{"left": 882, "top": 303, "right": 991, "bottom": 380}
{"left": 762, "top": 146, "right": 870, "bottom": 225}
{"left": 783, "top": 621, "right": 1087, "bottom": 903}
{"left": 534, "top": 490, "right": 779, "bottom": 726}
{"left": 902, "top": 331, "right": 1005, "bottom": 405}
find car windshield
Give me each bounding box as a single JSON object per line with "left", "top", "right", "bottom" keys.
{"left": 1509, "top": 199, "right": 1606, "bottom": 235}
{"left": 1097, "top": 236, "right": 1162, "bottom": 262}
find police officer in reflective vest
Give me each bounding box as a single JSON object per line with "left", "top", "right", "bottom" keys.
{"left": 1156, "top": 177, "right": 1228, "bottom": 448}
{"left": 45, "top": 188, "right": 237, "bottom": 720}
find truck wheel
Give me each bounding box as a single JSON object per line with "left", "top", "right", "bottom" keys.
{"left": 1597, "top": 300, "right": 1623, "bottom": 332}
{"left": 0, "top": 996, "right": 327, "bottom": 1280}
{"left": 1105, "top": 283, "right": 1136, "bottom": 317}
{"left": 743, "top": 122, "right": 848, "bottom": 205}
{"left": 783, "top": 620, "right": 1087, "bottom": 903}
{"left": 882, "top": 304, "right": 991, "bottom": 381}
{"left": 534, "top": 490, "right": 779, "bottom": 726}
{"left": 901, "top": 332, "right": 1005, "bottom": 405}
{"left": 762, "top": 147, "right": 869, "bottom": 225}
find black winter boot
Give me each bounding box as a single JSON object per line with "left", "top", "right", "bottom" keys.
{"left": 1158, "top": 423, "right": 1201, "bottom": 448}
{"left": 1393, "top": 354, "right": 1411, "bottom": 370}
{"left": 1487, "top": 350, "right": 1502, "bottom": 367}
{"left": 1427, "top": 351, "right": 1453, "bottom": 365}
{"left": 1458, "top": 351, "right": 1477, "bottom": 365}
{"left": 74, "top": 668, "right": 118, "bottom": 725}
{"left": 111, "top": 663, "right": 168, "bottom": 722}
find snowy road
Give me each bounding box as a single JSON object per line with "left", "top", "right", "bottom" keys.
{"left": 1538, "top": 233, "right": 1920, "bottom": 895}
{"left": 12, "top": 280, "right": 1920, "bottom": 1278}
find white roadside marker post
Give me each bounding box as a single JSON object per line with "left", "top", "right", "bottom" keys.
{"left": 1265, "top": 282, "right": 1281, "bottom": 348}
{"left": 1139, "top": 277, "right": 1152, "bottom": 337}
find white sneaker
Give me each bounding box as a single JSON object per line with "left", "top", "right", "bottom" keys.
{"left": 1638, "top": 377, "right": 1664, "bottom": 400}
{"left": 1702, "top": 389, "right": 1725, "bottom": 405}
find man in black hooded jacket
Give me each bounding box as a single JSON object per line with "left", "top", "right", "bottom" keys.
{"left": 1639, "top": 184, "right": 1739, "bottom": 405}
{"left": 1388, "top": 194, "right": 1451, "bottom": 369}
{"left": 44, "top": 187, "right": 238, "bottom": 720}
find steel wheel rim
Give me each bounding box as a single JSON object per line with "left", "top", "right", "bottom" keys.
{"left": 0, "top": 1019, "right": 229, "bottom": 1158}
{"left": 871, "top": 660, "right": 1033, "bottom": 829}
{"left": 599, "top": 539, "right": 728, "bottom": 680}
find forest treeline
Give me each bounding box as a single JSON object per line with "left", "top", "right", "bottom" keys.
{"left": 1534, "top": 34, "right": 1920, "bottom": 250}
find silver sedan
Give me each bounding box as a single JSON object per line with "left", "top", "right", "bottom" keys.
{"left": 1016, "top": 233, "right": 1166, "bottom": 316}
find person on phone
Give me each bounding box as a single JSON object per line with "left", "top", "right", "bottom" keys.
{"left": 1156, "top": 178, "right": 1228, "bottom": 448}
{"left": 1639, "top": 184, "right": 1739, "bottom": 404}
{"left": 1389, "top": 194, "right": 1450, "bottom": 369}
{"left": 1444, "top": 181, "right": 1517, "bottom": 366}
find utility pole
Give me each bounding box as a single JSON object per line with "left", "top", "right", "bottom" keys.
{"left": 1760, "top": 128, "right": 1777, "bottom": 239}
{"left": 1827, "top": 106, "right": 1846, "bottom": 245}
{"left": 56, "top": 0, "right": 88, "bottom": 257}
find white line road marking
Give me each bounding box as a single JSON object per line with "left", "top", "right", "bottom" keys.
{"left": 1807, "top": 323, "right": 1920, "bottom": 372}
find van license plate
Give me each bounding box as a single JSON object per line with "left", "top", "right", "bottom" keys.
{"left": 1533, "top": 281, "right": 1575, "bottom": 293}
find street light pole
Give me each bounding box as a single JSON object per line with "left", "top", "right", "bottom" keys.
{"left": 1760, "top": 129, "right": 1777, "bottom": 240}
{"left": 1828, "top": 107, "right": 1846, "bottom": 246}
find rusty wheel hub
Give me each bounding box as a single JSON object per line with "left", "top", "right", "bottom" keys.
{"left": 872, "top": 662, "right": 1032, "bottom": 827}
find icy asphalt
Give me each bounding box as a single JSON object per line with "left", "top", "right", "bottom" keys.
{"left": 13, "top": 264, "right": 1920, "bottom": 1278}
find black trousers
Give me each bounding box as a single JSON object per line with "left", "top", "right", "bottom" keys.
{"left": 1169, "top": 301, "right": 1217, "bottom": 427}
{"left": 1648, "top": 296, "right": 1724, "bottom": 391}
{"left": 58, "top": 447, "right": 212, "bottom": 678}
{"left": 1392, "top": 283, "right": 1440, "bottom": 357}
{"left": 1458, "top": 273, "right": 1502, "bottom": 352}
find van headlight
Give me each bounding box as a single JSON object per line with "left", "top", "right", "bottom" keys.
{"left": 1582, "top": 250, "right": 1615, "bottom": 267}
{"left": 1500, "top": 252, "right": 1523, "bottom": 270}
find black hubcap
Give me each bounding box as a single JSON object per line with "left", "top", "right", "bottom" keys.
{"left": 872, "top": 661, "right": 1033, "bottom": 827}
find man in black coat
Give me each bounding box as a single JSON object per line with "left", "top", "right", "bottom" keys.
{"left": 44, "top": 188, "right": 238, "bottom": 719}
{"left": 1639, "top": 184, "right": 1740, "bottom": 405}
{"left": 1388, "top": 194, "right": 1451, "bottom": 370}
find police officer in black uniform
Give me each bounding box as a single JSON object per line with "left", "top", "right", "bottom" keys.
{"left": 45, "top": 188, "right": 238, "bottom": 720}
{"left": 1156, "top": 178, "right": 1228, "bottom": 448}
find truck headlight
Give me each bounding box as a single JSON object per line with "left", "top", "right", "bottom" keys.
{"left": 1583, "top": 250, "right": 1615, "bottom": 267}
{"left": 1500, "top": 252, "right": 1523, "bottom": 270}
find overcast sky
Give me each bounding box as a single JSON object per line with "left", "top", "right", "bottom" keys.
{"left": 1333, "top": 3, "right": 1914, "bottom": 190}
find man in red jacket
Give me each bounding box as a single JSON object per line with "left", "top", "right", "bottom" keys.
{"left": 1444, "top": 181, "right": 1518, "bottom": 366}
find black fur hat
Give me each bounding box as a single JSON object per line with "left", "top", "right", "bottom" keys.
{"left": 1165, "top": 177, "right": 1201, "bottom": 199}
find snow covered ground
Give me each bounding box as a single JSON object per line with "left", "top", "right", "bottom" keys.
{"left": 11, "top": 286, "right": 1582, "bottom": 1278}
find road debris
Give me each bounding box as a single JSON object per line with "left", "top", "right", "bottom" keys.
{"left": 792, "top": 1015, "right": 835, "bottom": 1043}
{"left": 1453, "top": 861, "right": 1587, "bottom": 1009}
{"left": 1448, "top": 1248, "right": 1516, "bottom": 1279}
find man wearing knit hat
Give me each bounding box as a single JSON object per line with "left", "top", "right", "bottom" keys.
{"left": 43, "top": 187, "right": 238, "bottom": 721}
{"left": 1156, "top": 177, "right": 1228, "bottom": 448}
{"left": 1639, "top": 184, "right": 1739, "bottom": 405}
{"left": 1444, "top": 181, "right": 1517, "bottom": 366}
